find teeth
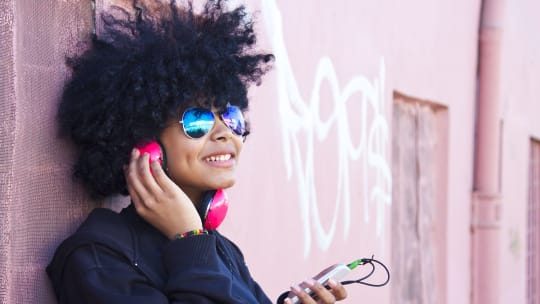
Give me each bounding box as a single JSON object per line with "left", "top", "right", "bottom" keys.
{"left": 206, "top": 154, "right": 231, "bottom": 162}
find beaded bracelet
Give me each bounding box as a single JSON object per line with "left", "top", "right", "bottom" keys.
{"left": 176, "top": 228, "right": 208, "bottom": 239}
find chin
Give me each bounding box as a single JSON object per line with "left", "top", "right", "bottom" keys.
{"left": 215, "top": 179, "right": 235, "bottom": 189}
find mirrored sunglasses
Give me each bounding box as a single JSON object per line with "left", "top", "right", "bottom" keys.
{"left": 179, "top": 105, "right": 246, "bottom": 139}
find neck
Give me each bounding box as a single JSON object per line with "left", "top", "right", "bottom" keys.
{"left": 183, "top": 187, "right": 204, "bottom": 208}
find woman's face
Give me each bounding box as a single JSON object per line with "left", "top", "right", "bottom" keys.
{"left": 159, "top": 108, "right": 244, "bottom": 204}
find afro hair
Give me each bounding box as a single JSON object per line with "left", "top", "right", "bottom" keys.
{"left": 58, "top": 0, "right": 274, "bottom": 199}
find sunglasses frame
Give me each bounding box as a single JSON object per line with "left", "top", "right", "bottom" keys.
{"left": 179, "top": 105, "right": 247, "bottom": 139}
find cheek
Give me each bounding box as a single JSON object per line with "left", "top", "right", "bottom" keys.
{"left": 234, "top": 137, "right": 244, "bottom": 159}
{"left": 160, "top": 135, "right": 199, "bottom": 176}
{"left": 165, "top": 153, "right": 199, "bottom": 187}
{"left": 167, "top": 145, "right": 199, "bottom": 172}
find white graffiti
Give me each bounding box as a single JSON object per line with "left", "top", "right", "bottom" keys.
{"left": 262, "top": 0, "right": 392, "bottom": 256}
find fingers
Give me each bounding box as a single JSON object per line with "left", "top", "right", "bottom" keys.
{"left": 149, "top": 159, "right": 176, "bottom": 193}
{"left": 286, "top": 279, "right": 347, "bottom": 304}
{"left": 125, "top": 149, "right": 143, "bottom": 209}
{"left": 125, "top": 149, "right": 162, "bottom": 210}
{"left": 305, "top": 279, "right": 335, "bottom": 303}
{"left": 137, "top": 153, "right": 161, "bottom": 195}
{"left": 125, "top": 175, "right": 143, "bottom": 209}
{"left": 286, "top": 284, "right": 316, "bottom": 304}
{"left": 327, "top": 279, "right": 347, "bottom": 301}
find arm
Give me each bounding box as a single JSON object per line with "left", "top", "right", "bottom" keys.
{"left": 163, "top": 235, "right": 239, "bottom": 302}
{"left": 59, "top": 243, "right": 169, "bottom": 304}
{"left": 225, "top": 238, "right": 347, "bottom": 304}
{"left": 222, "top": 236, "right": 272, "bottom": 304}
{"left": 58, "top": 236, "right": 236, "bottom": 304}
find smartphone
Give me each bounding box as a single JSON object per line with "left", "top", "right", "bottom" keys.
{"left": 287, "top": 263, "right": 351, "bottom": 304}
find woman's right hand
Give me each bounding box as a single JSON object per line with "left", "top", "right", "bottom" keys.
{"left": 124, "top": 149, "right": 203, "bottom": 239}
{"left": 285, "top": 279, "right": 347, "bottom": 304}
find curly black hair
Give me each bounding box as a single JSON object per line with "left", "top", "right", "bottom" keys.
{"left": 58, "top": 0, "right": 273, "bottom": 199}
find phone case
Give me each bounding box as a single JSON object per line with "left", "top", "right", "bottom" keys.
{"left": 287, "top": 264, "right": 351, "bottom": 304}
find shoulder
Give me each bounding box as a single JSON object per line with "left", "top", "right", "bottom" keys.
{"left": 57, "top": 208, "right": 134, "bottom": 257}
{"left": 47, "top": 208, "right": 135, "bottom": 295}
{"left": 211, "top": 230, "right": 246, "bottom": 260}
{"left": 48, "top": 206, "right": 170, "bottom": 297}
{"left": 48, "top": 208, "right": 134, "bottom": 265}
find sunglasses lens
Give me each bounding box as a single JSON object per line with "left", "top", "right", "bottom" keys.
{"left": 221, "top": 106, "right": 246, "bottom": 136}
{"left": 182, "top": 108, "right": 215, "bottom": 138}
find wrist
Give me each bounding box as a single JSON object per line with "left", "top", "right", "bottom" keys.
{"left": 175, "top": 228, "right": 208, "bottom": 239}
{"left": 166, "top": 217, "right": 203, "bottom": 239}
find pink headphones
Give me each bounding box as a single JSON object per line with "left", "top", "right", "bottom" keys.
{"left": 198, "top": 189, "right": 228, "bottom": 230}
{"left": 135, "top": 141, "right": 229, "bottom": 230}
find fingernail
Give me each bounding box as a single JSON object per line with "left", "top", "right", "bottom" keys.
{"left": 328, "top": 279, "right": 338, "bottom": 287}
{"left": 303, "top": 278, "right": 315, "bottom": 287}
{"left": 284, "top": 299, "right": 292, "bottom": 304}
{"left": 131, "top": 148, "right": 139, "bottom": 157}
{"left": 141, "top": 152, "right": 149, "bottom": 161}
{"left": 291, "top": 285, "right": 302, "bottom": 293}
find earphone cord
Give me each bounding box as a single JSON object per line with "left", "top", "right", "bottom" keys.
{"left": 275, "top": 255, "right": 390, "bottom": 304}
{"left": 341, "top": 255, "right": 390, "bottom": 287}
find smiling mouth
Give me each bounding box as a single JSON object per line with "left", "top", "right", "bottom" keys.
{"left": 205, "top": 154, "right": 232, "bottom": 162}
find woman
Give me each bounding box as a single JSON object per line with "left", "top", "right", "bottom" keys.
{"left": 47, "top": 1, "right": 348, "bottom": 303}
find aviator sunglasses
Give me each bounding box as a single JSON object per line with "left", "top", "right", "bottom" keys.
{"left": 179, "top": 105, "right": 246, "bottom": 139}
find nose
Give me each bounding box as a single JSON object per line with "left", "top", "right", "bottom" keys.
{"left": 209, "top": 115, "right": 233, "bottom": 141}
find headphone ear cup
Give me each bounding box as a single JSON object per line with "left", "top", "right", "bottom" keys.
{"left": 135, "top": 140, "right": 165, "bottom": 175}
{"left": 156, "top": 140, "right": 167, "bottom": 171}
{"left": 198, "top": 189, "right": 228, "bottom": 230}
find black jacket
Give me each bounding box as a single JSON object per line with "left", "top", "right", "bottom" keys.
{"left": 47, "top": 205, "right": 272, "bottom": 304}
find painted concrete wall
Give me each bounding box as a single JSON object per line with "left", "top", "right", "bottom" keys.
{"left": 0, "top": 1, "right": 98, "bottom": 303}
{"left": 224, "top": 0, "right": 480, "bottom": 303}
{"left": 499, "top": 0, "right": 540, "bottom": 303}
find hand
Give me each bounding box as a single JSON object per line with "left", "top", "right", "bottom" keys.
{"left": 285, "top": 278, "right": 347, "bottom": 304}
{"left": 125, "top": 149, "right": 203, "bottom": 239}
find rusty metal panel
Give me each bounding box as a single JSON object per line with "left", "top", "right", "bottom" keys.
{"left": 392, "top": 100, "right": 439, "bottom": 304}
{"left": 528, "top": 140, "right": 540, "bottom": 304}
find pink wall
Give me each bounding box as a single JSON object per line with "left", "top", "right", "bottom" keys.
{"left": 1, "top": 0, "right": 540, "bottom": 303}
{"left": 0, "top": 1, "right": 98, "bottom": 303}
{"left": 225, "top": 0, "right": 480, "bottom": 302}
{"left": 499, "top": 0, "right": 540, "bottom": 303}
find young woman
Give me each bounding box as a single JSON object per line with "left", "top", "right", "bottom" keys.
{"left": 47, "top": 1, "right": 348, "bottom": 303}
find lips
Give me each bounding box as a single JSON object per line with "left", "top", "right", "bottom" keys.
{"left": 205, "top": 153, "right": 232, "bottom": 162}
{"left": 202, "top": 149, "right": 236, "bottom": 166}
